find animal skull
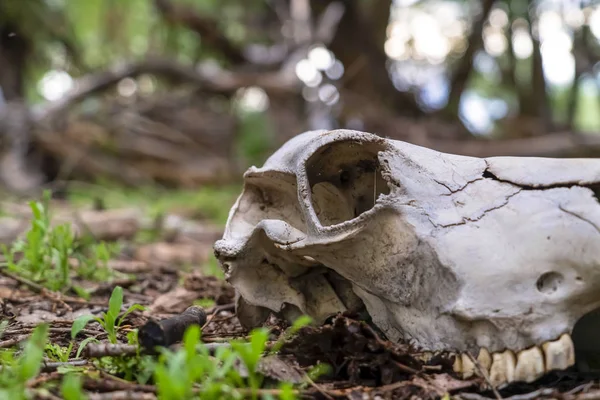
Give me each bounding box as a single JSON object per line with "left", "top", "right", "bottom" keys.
{"left": 214, "top": 129, "right": 600, "bottom": 386}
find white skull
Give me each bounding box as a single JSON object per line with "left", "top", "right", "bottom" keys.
{"left": 214, "top": 129, "right": 600, "bottom": 386}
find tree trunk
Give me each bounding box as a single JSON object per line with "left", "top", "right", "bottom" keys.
{"left": 0, "top": 24, "right": 29, "bottom": 101}
{"left": 529, "top": 23, "right": 551, "bottom": 131}
{"left": 311, "top": 0, "right": 422, "bottom": 120}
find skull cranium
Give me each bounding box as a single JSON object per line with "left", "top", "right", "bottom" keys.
{"left": 214, "top": 129, "right": 600, "bottom": 386}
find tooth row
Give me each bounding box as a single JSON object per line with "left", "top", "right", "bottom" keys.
{"left": 452, "top": 334, "right": 575, "bottom": 387}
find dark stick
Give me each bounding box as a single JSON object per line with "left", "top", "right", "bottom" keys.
{"left": 138, "top": 306, "right": 207, "bottom": 352}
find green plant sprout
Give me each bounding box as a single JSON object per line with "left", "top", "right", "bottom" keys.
{"left": 45, "top": 342, "right": 74, "bottom": 363}
{"left": 0, "top": 324, "right": 49, "bottom": 400}
{"left": 61, "top": 373, "right": 87, "bottom": 400}
{"left": 1, "top": 190, "right": 122, "bottom": 294}
{"left": 74, "top": 241, "right": 121, "bottom": 283}
{"left": 269, "top": 315, "right": 312, "bottom": 354}
{"left": 72, "top": 286, "right": 145, "bottom": 344}
{"left": 3, "top": 191, "right": 73, "bottom": 291}
{"left": 152, "top": 315, "right": 314, "bottom": 400}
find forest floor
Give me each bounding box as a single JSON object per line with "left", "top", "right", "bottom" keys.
{"left": 0, "top": 183, "right": 599, "bottom": 400}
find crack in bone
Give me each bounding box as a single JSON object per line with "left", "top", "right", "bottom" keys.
{"left": 483, "top": 160, "right": 600, "bottom": 193}
{"left": 436, "top": 189, "right": 523, "bottom": 228}
{"left": 558, "top": 205, "right": 600, "bottom": 235}
{"left": 435, "top": 176, "right": 484, "bottom": 196}
{"left": 483, "top": 168, "right": 584, "bottom": 191}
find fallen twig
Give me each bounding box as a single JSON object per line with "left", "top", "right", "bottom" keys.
{"left": 205, "top": 303, "right": 235, "bottom": 315}
{"left": 568, "top": 383, "right": 596, "bottom": 396}
{"left": 41, "top": 359, "right": 88, "bottom": 372}
{"left": 0, "top": 267, "right": 108, "bottom": 307}
{"left": 27, "top": 371, "right": 62, "bottom": 388}
{"left": 84, "top": 373, "right": 156, "bottom": 393}
{"left": 3, "top": 326, "right": 104, "bottom": 338}
{"left": 303, "top": 372, "right": 335, "bottom": 400}
{"left": 359, "top": 320, "right": 420, "bottom": 375}
{"left": 87, "top": 392, "right": 157, "bottom": 400}
{"left": 0, "top": 267, "right": 46, "bottom": 293}
{"left": 83, "top": 343, "right": 138, "bottom": 358}
{"left": 30, "top": 388, "right": 63, "bottom": 400}
{"left": 0, "top": 334, "right": 28, "bottom": 348}
{"left": 574, "top": 391, "right": 600, "bottom": 400}
{"left": 466, "top": 351, "right": 502, "bottom": 400}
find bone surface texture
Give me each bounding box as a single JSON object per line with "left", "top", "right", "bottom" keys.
{"left": 214, "top": 129, "right": 600, "bottom": 386}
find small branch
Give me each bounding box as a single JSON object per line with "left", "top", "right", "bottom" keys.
{"left": 466, "top": 352, "right": 502, "bottom": 399}
{"left": 0, "top": 335, "right": 29, "bottom": 348}
{"left": 303, "top": 372, "right": 334, "bottom": 400}
{"left": 290, "top": 0, "right": 312, "bottom": 44}
{"left": 30, "top": 389, "right": 63, "bottom": 400}
{"left": 87, "top": 392, "right": 156, "bottom": 400}
{"left": 153, "top": 0, "right": 245, "bottom": 64}
{"left": 205, "top": 303, "right": 235, "bottom": 315}
{"left": 83, "top": 343, "right": 138, "bottom": 358}
{"left": 84, "top": 372, "right": 156, "bottom": 393}
{"left": 0, "top": 267, "right": 45, "bottom": 293}
{"left": 35, "top": 58, "right": 298, "bottom": 121}
{"left": 417, "top": 130, "right": 600, "bottom": 158}
{"left": 314, "top": 2, "right": 345, "bottom": 45}
{"left": 41, "top": 360, "right": 88, "bottom": 372}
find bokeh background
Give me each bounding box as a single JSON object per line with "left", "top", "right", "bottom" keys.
{"left": 0, "top": 0, "right": 599, "bottom": 197}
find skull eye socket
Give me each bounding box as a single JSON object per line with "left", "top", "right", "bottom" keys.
{"left": 305, "top": 139, "right": 390, "bottom": 226}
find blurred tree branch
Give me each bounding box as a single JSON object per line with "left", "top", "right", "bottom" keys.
{"left": 430, "top": 130, "right": 600, "bottom": 158}
{"left": 35, "top": 58, "right": 299, "bottom": 120}
{"left": 28, "top": 55, "right": 600, "bottom": 160}
{"left": 153, "top": 0, "right": 246, "bottom": 65}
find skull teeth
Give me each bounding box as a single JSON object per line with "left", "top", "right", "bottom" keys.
{"left": 542, "top": 333, "right": 575, "bottom": 372}
{"left": 460, "top": 353, "right": 476, "bottom": 379}
{"left": 489, "top": 350, "right": 516, "bottom": 386}
{"left": 514, "top": 346, "right": 545, "bottom": 383}
{"left": 451, "top": 333, "right": 575, "bottom": 387}
{"left": 477, "top": 347, "right": 492, "bottom": 371}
